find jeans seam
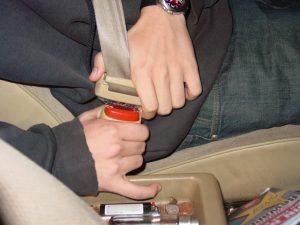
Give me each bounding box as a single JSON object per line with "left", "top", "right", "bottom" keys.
{"left": 192, "top": 134, "right": 211, "bottom": 141}
{"left": 209, "top": 79, "right": 221, "bottom": 140}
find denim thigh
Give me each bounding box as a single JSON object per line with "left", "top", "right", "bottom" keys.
{"left": 178, "top": 0, "right": 300, "bottom": 150}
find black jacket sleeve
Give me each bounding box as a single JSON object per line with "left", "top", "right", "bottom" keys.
{"left": 0, "top": 119, "right": 98, "bottom": 196}
{"left": 0, "top": 0, "right": 140, "bottom": 196}
{"left": 0, "top": 0, "right": 100, "bottom": 195}
{"left": 0, "top": 0, "right": 232, "bottom": 166}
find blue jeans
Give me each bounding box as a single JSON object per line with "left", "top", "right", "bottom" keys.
{"left": 178, "top": 0, "right": 300, "bottom": 150}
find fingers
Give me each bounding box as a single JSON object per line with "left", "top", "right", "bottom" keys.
{"left": 133, "top": 67, "right": 184, "bottom": 119}
{"left": 115, "top": 122, "right": 149, "bottom": 141}
{"left": 89, "top": 53, "right": 105, "bottom": 82}
{"left": 133, "top": 71, "right": 158, "bottom": 120}
{"left": 134, "top": 66, "right": 198, "bottom": 119}
{"left": 169, "top": 68, "right": 185, "bottom": 109}
{"left": 109, "top": 176, "right": 161, "bottom": 200}
{"left": 183, "top": 60, "right": 202, "bottom": 101}
{"left": 119, "top": 141, "right": 146, "bottom": 157}
{"left": 152, "top": 67, "right": 172, "bottom": 115}
{"left": 118, "top": 155, "right": 144, "bottom": 174}
{"left": 96, "top": 145, "right": 161, "bottom": 200}
{"left": 110, "top": 141, "right": 146, "bottom": 158}
{"left": 81, "top": 106, "right": 160, "bottom": 200}
{"left": 78, "top": 106, "right": 105, "bottom": 123}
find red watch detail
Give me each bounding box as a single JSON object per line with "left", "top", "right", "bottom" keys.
{"left": 158, "top": 0, "right": 189, "bottom": 15}
{"left": 167, "top": 0, "right": 184, "bottom": 9}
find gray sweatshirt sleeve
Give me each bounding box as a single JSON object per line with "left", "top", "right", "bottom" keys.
{"left": 0, "top": 119, "right": 98, "bottom": 196}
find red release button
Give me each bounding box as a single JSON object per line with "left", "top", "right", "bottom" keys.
{"left": 104, "top": 105, "right": 140, "bottom": 122}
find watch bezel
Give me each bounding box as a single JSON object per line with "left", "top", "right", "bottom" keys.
{"left": 157, "top": 0, "right": 189, "bottom": 14}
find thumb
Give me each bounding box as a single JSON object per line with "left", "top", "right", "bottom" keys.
{"left": 89, "top": 52, "right": 105, "bottom": 82}
{"left": 110, "top": 176, "right": 161, "bottom": 200}
{"left": 78, "top": 106, "right": 105, "bottom": 123}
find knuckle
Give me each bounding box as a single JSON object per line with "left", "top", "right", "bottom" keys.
{"left": 158, "top": 105, "right": 172, "bottom": 115}
{"left": 171, "top": 65, "right": 182, "bottom": 74}
{"left": 138, "top": 142, "right": 146, "bottom": 154}
{"left": 173, "top": 98, "right": 185, "bottom": 109}
{"left": 161, "top": 72, "right": 170, "bottom": 83}
{"left": 106, "top": 125, "right": 119, "bottom": 137}
{"left": 154, "top": 66, "right": 168, "bottom": 79}
{"left": 134, "top": 156, "right": 144, "bottom": 168}
{"left": 192, "top": 85, "right": 202, "bottom": 97}
{"left": 186, "top": 83, "right": 202, "bottom": 99}
{"left": 142, "top": 112, "right": 155, "bottom": 120}
{"left": 140, "top": 125, "right": 149, "bottom": 139}
{"left": 109, "top": 144, "right": 122, "bottom": 157}
{"left": 143, "top": 102, "right": 158, "bottom": 114}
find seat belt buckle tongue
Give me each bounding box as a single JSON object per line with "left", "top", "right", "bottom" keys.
{"left": 95, "top": 74, "right": 141, "bottom": 107}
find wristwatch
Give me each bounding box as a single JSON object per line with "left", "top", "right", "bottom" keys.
{"left": 141, "top": 0, "right": 189, "bottom": 15}
{"left": 156, "top": 0, "right": 189, "bottom": 15}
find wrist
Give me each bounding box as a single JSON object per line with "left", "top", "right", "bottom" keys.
{"left": 140, "top": 5, "right": 186, "bottom": 23}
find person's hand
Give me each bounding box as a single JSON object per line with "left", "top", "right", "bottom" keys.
{"left": 89, "top": 6, "right": 202, "bottom": 119}
{"left": 78, "top": 107, "right": 161, "bottom": 199}
{"left": 128, "top": 6, "right": 202, "bottom": 119}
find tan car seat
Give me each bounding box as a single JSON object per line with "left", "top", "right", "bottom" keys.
{"left": 1, "top": 79, "right": 300, "bottom": 202}
{"left": 0, "top": 80, "right": 74, "bottom": 129}
{"left": 0, "top": 138, "right": 106, "bottom": 225}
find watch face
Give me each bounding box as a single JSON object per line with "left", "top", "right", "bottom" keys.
{"left": 163, "top": 0, "right": 188, "bottom": 13}
{"left": 166, "top": 0, "right": 185, "bottom": 9}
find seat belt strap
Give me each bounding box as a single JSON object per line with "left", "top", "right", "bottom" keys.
{"left": 92, "top": 0, "right": 140, "bottom": 106}
{"left": 92, "top": 0, "right": 130, "bottom": 79}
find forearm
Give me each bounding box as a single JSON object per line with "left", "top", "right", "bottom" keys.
{"left": 0, "top": 119, "right": 98, "bottom": 196}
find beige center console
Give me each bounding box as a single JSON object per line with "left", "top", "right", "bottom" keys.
{"left": 83, "top": 173, "right": 227, "bottom": 225}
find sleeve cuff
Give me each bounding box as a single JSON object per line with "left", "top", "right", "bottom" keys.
{"left": 141, "top": 0, "right": 157, "bottom": 8}
{"left": 51, "top": 118, "right": 99, "bottom": 196}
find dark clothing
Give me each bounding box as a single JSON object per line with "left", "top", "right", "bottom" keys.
{"left": 0, "top": 119, "right": 98, "bottom": 195}
{"left": 0, "top": 0, "right": 232, "bottom": 195}
{"left": 179, "top": 0, "right": 300, "bottom": 149}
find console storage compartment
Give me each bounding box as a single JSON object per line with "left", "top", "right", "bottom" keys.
{"left": 83, "top": 173, "right": 226, "bottom": 225}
